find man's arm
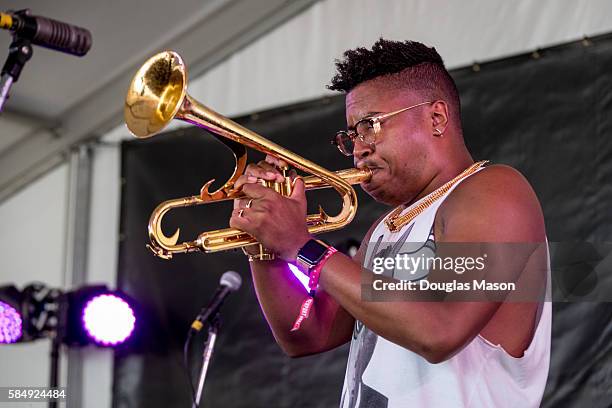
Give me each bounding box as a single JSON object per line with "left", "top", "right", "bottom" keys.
{"left": 248, "top": 213, "right": 389, "bottom": 357}
{"left": 248, "top": 253, "right": 353, "bottom": 357}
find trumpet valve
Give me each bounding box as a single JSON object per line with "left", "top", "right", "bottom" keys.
{"left": 258, "top": 167, "right": 293, "bottom": 196}
{"left": 255, "top": 244, "right": 275, "bottom": 261}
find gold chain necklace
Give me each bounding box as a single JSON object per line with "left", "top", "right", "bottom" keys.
{"left": 384, "top": 160, "right": 489, "bottom": 232}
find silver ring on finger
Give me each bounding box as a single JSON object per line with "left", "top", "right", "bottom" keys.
{"left": 245, "top": 198, "right": 254, "bottom": 209}
{"left": 238, "top": 209, "right": 245, "bottom": 217}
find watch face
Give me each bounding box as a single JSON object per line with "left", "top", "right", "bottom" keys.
{"left": 299, "top": 240, "right": 329, "bottom": 264}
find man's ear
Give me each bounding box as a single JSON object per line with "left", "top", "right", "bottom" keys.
{"left": 431, "top": 100, "right": 449, "bottom": 136}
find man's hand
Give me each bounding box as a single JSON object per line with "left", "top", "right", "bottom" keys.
{"left": 231, "top": 156, "right": 311, "bottom": 261}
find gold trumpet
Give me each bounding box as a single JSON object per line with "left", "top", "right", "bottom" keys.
{"left": 124, "top": 51, "right": 371, "bottom": 260}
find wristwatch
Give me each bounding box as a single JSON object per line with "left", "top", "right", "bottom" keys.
{"left": 296, "top": 239, "right": 330, "bottom": 275}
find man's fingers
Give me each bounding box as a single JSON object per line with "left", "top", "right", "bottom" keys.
{"left": 257, "top": 161, "right": 279, "bottom": 174}
{"left": 265, "top": 155, "right": 289, "bottom": 169}
{"left": 233, "top": 197, "right": 255, "bottom": 210}
{"left": 245, "top": 162, "right": 279, "bottom": 180}
{"left": 241, "top": 182, "right": 274, "bottom": 199}
{"left": 235, "top": 159, "right": 284, "bottom": 190}
{"left": 290, "top": 177, "right": 305, "bottom": 199}
{"left": 264, "top": 156, "right": 290, "bottom": 183}
{"left": 233, "top": 174, "right": 259, "bottom": 190}
{"left": 229, "top": 208, "right": 249, "bottom": 229}
{"left": 244, "top": 161, "right": 285, "bottom": 183}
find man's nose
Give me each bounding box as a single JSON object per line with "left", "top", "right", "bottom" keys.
{"left": 353, "top": 139, "right": 374, "bottom": 161}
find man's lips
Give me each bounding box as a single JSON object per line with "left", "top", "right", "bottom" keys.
{"left": 357, "top": 165, "right": 382, "bottom": 184}
{"left": 356, "top": 161, "right": 382, "bottom": 170}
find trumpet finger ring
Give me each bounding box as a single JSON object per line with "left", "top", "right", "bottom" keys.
{"left": 245, "top": 198, "right": 254, "bottom": 209}
{"left": 238, "top": 209, "right": 245, "bottom": 217}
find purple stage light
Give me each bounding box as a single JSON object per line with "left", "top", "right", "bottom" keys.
{"left": 0, "top": 301, "right": 22, "bottom": 343}
{"left": 82, "top": 294, "right": 135, "bottom": 346}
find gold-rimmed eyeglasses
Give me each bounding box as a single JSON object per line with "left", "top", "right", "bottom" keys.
{"left": 331, "top": 101, "right": 433, "bottom": 156}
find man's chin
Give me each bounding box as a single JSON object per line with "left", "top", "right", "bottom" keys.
{"left": 361, "top": 181, "right": 391, "bottom": 204}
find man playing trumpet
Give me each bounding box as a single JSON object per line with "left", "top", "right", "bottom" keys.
{"left": 230, "top": 39, "right": 550, "bottom": 408}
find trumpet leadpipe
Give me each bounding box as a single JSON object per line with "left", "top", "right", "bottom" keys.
{"left": 224, "top": 167, "right": 371, "bottom": 201}
{"left": 302, "top": 167, "right": 372, "bottom": 190}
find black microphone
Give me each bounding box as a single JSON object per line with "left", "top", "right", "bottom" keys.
{"left": 190, "top": 271, "right": 242, "bottom": 334}
{"left": 0, "top": 10, "right": 92, "bottom": 56}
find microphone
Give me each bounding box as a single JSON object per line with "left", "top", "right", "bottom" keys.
{"left": 190, "top": 271, "right": 242, "bottom": 333}
{"left": 0, "top": 10, "right": 92, "bottom": 56}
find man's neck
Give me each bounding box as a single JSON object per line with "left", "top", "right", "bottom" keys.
{"left": 406, "top": 154, "right": 474, "bottom": 207}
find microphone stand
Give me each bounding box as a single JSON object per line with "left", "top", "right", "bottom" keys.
{"left": 48, "top": 333, "right": 61, "bottom": 408}
{"left": 0, "top": 11, "right": 33, "bottom": 112}
{"left": 192, "top": 313, "right": 221, "bottom": 408}
{"left": 0, "top": 35, "right": 32, "bottom": 112}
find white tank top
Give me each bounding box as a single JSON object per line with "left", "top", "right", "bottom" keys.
{"left": 340, "top": 168, "right": 551, "bottom": 408}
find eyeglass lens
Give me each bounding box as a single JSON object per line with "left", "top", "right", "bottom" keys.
{"left": 335, "top": 119, "right": 375, "bottom": 156}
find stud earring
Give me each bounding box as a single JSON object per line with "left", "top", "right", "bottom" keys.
{"left": 434, "top": 128, "right": 443, "bottom": 136}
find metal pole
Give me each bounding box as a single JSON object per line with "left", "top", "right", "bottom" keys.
{"left": 0, "top": 73, "right": 14, "bottom": 111}
{"left": 48, "top": 334, "right": 61, "bottom": 408}
{"left": 192, "top": 316, "right": 221, "bottom": 408}
{"left": 63, "top": 145, "right": 93, "bottom": 408}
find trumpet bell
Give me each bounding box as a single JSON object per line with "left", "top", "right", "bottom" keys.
{"left": 125, "top": 51, "right": 187, "bottom": 139}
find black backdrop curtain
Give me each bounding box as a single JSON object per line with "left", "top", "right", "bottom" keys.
{"left": 115, "top": 34, "right": 612, "bottom": 407}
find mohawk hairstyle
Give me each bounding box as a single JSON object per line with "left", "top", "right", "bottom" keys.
{"left": 328, "top": 39, "right": 461, "bottom": 125}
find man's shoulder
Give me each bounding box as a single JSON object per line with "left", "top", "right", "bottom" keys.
{"left": 455, "top": 163, "right": 532, "bottom": 196}
{"left": 438, "top": 164, "right": 545, "bottom": 242}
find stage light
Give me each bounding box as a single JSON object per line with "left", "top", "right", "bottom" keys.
{"left": 0, "top": 300, "right": 22, "bottom": 343}
{"left": 0, "top": 283, "right": 137, "bottom": 347}
{"left": 62, "top": 285, "right": 137, "bottom": 347}
{"left": 0, "top": 285, "right": 25, "bottom": 343}
{"left": 82, "top": 294, "right": 135, "bottom": 346}
{"left": 0, "top": 282, "right": 138, "bottom": 395}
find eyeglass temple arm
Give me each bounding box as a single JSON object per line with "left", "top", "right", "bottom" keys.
{"left": 375, "top": 101, "right": 433, "bottom": 121}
